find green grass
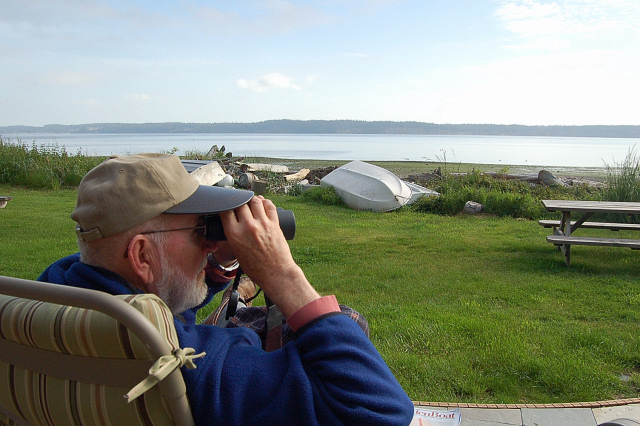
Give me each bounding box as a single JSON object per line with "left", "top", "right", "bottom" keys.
{"left": 0, "top": 185, "right": 79, "bottom": 276}
{"left": 2, "top": 184, "right": 639, "bottom": 404}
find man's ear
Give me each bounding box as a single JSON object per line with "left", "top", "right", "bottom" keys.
{"left": 126, "top": 234, "right": 158, "bottom": 289}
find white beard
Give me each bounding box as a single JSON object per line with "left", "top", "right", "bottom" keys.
{"left": 154, "top": 249, "right": 208, "bottom": 314}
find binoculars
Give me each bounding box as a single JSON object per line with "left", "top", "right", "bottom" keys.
{"left": 204, "top": 208, "right": 296, "bottom": 241}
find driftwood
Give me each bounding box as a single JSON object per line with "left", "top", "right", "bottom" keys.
{"left": 482, "top": 172, "right": 539, "bottom": 182}
{"left": 285, "top": 168, "right": 310, "bottom": 182}
{"left": 241, "top": 163, "right": 289, "bottom": 173}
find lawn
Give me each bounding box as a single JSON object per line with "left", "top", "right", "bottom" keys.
{"left": 1, "top": 183, "right": 639, "bottom": 404}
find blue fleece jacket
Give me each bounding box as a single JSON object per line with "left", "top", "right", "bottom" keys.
{"left": 39, "top": 254, "right": 414, "bottom": 425}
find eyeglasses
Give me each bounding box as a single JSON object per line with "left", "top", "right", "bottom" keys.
{"left": 140, "top": 225, "right": 207, "bottom": 239}
{"left": 124, "top": 224, "right": 207, "bottom": 259}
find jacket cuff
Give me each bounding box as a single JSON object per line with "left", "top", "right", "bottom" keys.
{"left": 287, "top": 295, "right": 340, "bottom": 332}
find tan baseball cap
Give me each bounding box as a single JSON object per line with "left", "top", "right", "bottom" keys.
{"left": 72, "top": 153, "right": 254, "bottom": 241}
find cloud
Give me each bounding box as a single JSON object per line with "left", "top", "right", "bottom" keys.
{"left": 430, "top": 48, "right": 640, "bottom": 125}
{"left": 44, "top": 71, "right": 107, "bottom": 86}
{"left": 236, "top": 73, "right": 301, "bottom": 92}
{"left": 496, "top": 0, "right": 640, "bottom": 49}
{"left": 125, "top": 93, "right": 152, "bottom": 101}
{"left": 74, "top": 98, "right": 101, "bottom": 107}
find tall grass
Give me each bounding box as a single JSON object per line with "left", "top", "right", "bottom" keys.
{"left": 603, "top": 147, "right": 640, "bottom": 202}
{"left": 0, "top": 137, "right": 103, "bottom": 189}
{"left": 410, "top": 170, "right": 602, "bottom": 219}
{"left": 2, "top": 138, "right": 638, "bottom": 220}
{"left": 598, "top": 147, "right": 640, "bottom": 222}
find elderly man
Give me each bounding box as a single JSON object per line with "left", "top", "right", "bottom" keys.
{"left": 39, "top": 153, "right": 414, "bottom": 425}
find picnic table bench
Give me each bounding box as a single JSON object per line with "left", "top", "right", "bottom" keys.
{"left": 541, "top": 200, "right": 640, "bottom": 266}
{"left": 0, "top": 196, "right": 12, "bottom": 209}
{"left": 539, "top": 219, "right": 640, "bottom": 232}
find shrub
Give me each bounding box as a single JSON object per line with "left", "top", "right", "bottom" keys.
{"left": 300, "top": 185, "right": 346, "bottom": 206}
{"left": 602, "top": 146, "right": 640, "bottom": 203}
{"left": 599, "top": 147, "right": 640, "bottom": 222}
{"left": 0, "top": 137, "right": 103, "bottom": 189}
{"left": 410, "top": 170, "right": 601, "bottom": 219}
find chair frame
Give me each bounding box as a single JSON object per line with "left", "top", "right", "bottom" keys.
{"left": 0, "top": 275, "right": 195, "bottom": 426}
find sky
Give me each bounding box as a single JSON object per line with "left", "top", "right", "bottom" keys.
{"left": 2, "top": 0, "right": 640, "bottom": 127}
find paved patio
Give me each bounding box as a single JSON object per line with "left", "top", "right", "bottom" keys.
{"left": 412, "top": 401, "right": 640, "bottom": 425}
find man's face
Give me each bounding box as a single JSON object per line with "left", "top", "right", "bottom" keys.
{"left": 151, "top": 214, "right": 213, "bottom": 314}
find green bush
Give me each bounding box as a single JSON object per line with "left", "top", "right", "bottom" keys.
{"left": 300, "top": 185, "right": 346, "bottom": 206}
{"left": 409, "top": 170, "right": 601, "bottom": 219}
{"left": 0, "top": 137, "right": 103, "bottom": 189}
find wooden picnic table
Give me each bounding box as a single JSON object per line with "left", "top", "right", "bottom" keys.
{"left": 540, "top": 200, "right": 640, "bottom": 266}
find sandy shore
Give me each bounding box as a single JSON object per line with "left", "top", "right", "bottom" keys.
{"left": 248, "top": 157, "right": 609, "bottom": 180}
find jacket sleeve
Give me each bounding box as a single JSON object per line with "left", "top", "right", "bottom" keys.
{"left": 177, "top": 314, "right": 414, "bottom": 426}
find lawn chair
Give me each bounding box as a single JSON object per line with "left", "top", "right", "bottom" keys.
{"left": 0, "top": 275, "right": 198, "bottom": 425}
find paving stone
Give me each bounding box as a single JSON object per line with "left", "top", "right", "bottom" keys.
{"left": 411, "top": 404, "right": 640, "bottom": 426}
{"left": 522, "top": 407, "right": 596, "bottom": 426}
{"left": 593, "top": 404, "right": 640, "bottom": 425}
{"left": 460, "top": 408, "right": 522, "bottom": 425}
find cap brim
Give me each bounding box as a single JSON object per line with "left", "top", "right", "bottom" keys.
{"left": 164, "top": 185, "right": 254, "bottom": 215}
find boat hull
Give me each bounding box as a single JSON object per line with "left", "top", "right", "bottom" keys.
{"left": 320, "top": 161, "right": 413, "bottom": 212}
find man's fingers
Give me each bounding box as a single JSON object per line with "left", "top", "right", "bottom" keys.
{"left": 241, "top": 197, "right": 279, "bottom": 225}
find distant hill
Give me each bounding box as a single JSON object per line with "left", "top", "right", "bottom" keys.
{"left": 2, "top": 120, "right": 640, "bottom": 138}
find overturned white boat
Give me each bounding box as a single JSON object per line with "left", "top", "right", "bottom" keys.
{"left": 320, "top": 160, "right": 438, "bottom": 212}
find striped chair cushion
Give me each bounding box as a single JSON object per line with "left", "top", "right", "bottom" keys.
{"left": 0, "top": 293, "right": 181, "bottom": 426}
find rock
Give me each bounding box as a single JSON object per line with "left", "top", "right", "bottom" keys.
{"left": 538, "top": 170, "right": 566, "bottom": 186}
{"left": 463, "top": 201, "right": 484, "bottom": 214}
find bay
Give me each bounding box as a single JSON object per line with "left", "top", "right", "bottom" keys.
{"left": 4, "top": 133, "right": 638, "bottom": 168}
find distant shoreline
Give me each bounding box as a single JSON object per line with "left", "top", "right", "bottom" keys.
{"left": 2, "top": 119, "right": 640, "bottom": 138}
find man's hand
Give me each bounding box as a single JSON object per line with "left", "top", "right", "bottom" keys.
{"left": 220, "top": 196, "right": 320, "bottom": 317}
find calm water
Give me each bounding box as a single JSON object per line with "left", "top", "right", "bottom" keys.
{"left": 4, "top": 133, "right": 637, "bottom": 168}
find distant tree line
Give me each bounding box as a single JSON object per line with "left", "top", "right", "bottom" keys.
{"left": 2, "top": 120, "right": 640, "bottom": 138}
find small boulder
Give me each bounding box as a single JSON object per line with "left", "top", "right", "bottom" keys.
{"left": 538, "top": 170, "right": 566, "bottom": 187}
{"left": 463, "top": 201, "right": 484, "bottom": 214}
